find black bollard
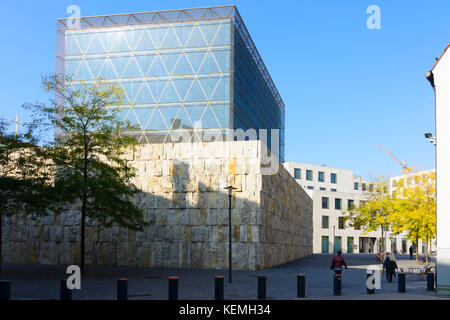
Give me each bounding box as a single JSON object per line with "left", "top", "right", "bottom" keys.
{"left": 60, "top": 279, "right": 72, "bottom": 300}
{"left": 297, "top": 274, "right": 305, "bottom": 298}
{"left": 427, "top": 273, "right": 434, "bottom": 291}
{"left": 366, "top": 273, "right": 375, "bottom": 294}
{"left": 0, "top": 280, "right": 11, "bottom": 300}
{"left": 117, "top": 278, "right": 128, "bottom": 300}
{"left": 169, "top": 277, "right": 178, "bottom": 300}
{"left": 398, "top": 273, "right": 406, "bottom": 293}
{"left": 257, "top": 276, "right": 266, "bottom": 300}
{"left": 333, "top": 274, "right": 341, "bottom": 296}
{"left": 215, "top": 276, "right": 224, "bottom": 300}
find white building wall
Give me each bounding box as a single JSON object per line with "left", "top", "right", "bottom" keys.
{"left": 431, "top": 44, "right": 450, "bottom": 294}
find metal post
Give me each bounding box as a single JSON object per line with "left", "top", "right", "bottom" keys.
{"left": 215, "top": 276, "right": 224, "bottom": 300}
{"left": 297, "top": 274, "right": 305, "bottom": 298}
{"left": 0, "top": 280, "right": 11, "bottom": 300}
{"left": 168, "top": 277, "right": 178, "bottom": 300}
{"left": 228, "top": 193, "right": 232, "bottom": 283}
{"left": 257, "top": 276, "right": 266, "bottom": 300}
{"left": 60, "top": 279, "right": 72, "bottom": 300}
{"left": 398, "top": 273, "right": 406, "bottom": 293}
{"left": 117, "top": 278, "right": 128, "bottom": 300}
{"left": 333, "top": 274, "right": 341, "bottom": 296}
{"left": 427, "top": 273, "right": 434, "bottom": 291}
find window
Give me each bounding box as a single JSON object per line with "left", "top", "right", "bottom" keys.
{"left": 338, "top": 217, "right": 345, "bottom": 229}
{"left": 318, "top": 171, "right": 325, "bottom": 182}
{"left": 294, "top": 168, "right": 301, "bottom": 179}
{"left": 354, "top": 182, "right": 359, "bottom": 190}
{"left": 348, "top": 199, "right": 354, "bottom": 209}
{"left": 322, "top": 197, "right": 329, "bottom": 209}
{"left": 362, "top": 183, "right": 367, "bottom": 191}
{"left": 320, "top": 187, "right": 326, "bottom": 191}
{"left": 307, "top": 186, "right": 314, "bottom": 190}
{"left": 354, "top": 223, "right": 361, "bottom": 230}
{"left": 306, "top": 170, "right": 313, "bottom": 181}
{"left": 369, "top": 184, "right": 374, "bottom": 192}
{"left": 335, "top": 198, "right": 341, "bottom": 210}
{"left": 322, "top": 216, "right": 329, "bottom": 229}
{"left": 331, "top": 173, "right": 337, "bottom": 184}
{"left": 331, "top": 188, "right": 337, "bottom": 192}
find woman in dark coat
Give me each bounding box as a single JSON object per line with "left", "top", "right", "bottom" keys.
{"left": 383, "top": 253, "right": 398, "bottom": 283}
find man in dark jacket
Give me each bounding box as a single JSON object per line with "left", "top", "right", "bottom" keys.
{"left": 409, "top": 245, "right": 413, "bottom": 260}
{"left": 330, "top": 250, "right": 348, "bottom": 275}
{"left": 383, "top": 253, "right": 398, "bottom": 283}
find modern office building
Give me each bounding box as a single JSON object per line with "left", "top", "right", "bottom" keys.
{"left": 56, "top": 5, "right": 285, "bottom": 161}
{"left": 426, "top": 43, "right": 450, "bottom": 294}
{"left": 284, "top": 162, "right": 424, "bottom": 255}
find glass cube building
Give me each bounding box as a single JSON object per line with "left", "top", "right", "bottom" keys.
{"left": 56, "top": 6, "right": 285, "bottom": 161}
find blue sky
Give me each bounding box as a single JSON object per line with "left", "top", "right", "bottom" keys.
{"left": 1, "top": 0, "right": 448, "bottom": 180}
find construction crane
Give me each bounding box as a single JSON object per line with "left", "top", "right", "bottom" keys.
{"left": 376, "top": 144, "right": 411, "bottom": 174}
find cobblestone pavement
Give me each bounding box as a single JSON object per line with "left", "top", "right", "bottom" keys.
{"left": 0, "top": 254, "right": 448, "bottom": 300}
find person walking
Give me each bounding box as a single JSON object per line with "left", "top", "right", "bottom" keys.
{"left": 330, "top": 250, "right": 348, "bottom": 275}
{"left": 383, "top": 253, "right": 398, "bottom": 283}
{"left": 409, "top": 245, "right": 414, "bottom": 260}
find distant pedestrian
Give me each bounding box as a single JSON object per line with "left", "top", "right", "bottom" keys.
{"left": 409, "top": 245, "right": 413, "bottom": 260}
{"left": 330, "top": 250, "right": 348, "bottom": 275}
{"left": 383, "top": 253, "right": 398, "bottom": 283}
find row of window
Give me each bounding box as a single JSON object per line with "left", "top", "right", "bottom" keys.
{"left": 322, "top": 216, "right": 358, "bottom": 230}
{"left": 321, "top": 197, "right": 361, "bottom": 210}
{"left": 306, "top": 186, "right": 337, "bottom": 192}
{"left": 294, "top": 168, "right": 337, "bottom": 184}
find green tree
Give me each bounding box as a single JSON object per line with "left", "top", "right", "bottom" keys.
{"left": 390, "top": 171, "right": 436, "bottom": 262}
{"left": 25, "top": 75, "right": 147, "bottom": 273}
{"left": 345, "top": 178, "right": 394, "bottom": 253}
{"left": 0, "top": 118, "right": 59, "bottom": 272}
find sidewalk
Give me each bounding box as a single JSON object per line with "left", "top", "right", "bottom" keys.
{"left": 0, "top": 254, "right": 447, "bottom": 300}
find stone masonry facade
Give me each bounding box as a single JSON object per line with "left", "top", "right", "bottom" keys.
{"left": 2, "top": 140, "right": 312, "bottom": 270}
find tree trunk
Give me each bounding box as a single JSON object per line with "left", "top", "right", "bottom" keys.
{"left": 0, "top": 212, "right": 2, "bottom": 274}
{"left": 416, "top": 235, "right": 419, "bottom": 262}
{"left": 80, "top": 196, "right": 86, "bottom": 275}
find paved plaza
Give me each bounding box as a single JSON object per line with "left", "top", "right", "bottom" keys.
{"left": 0, "top": 254, "right": 448, "bottom": 300}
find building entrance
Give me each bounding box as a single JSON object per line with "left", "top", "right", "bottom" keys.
{"left": 359, "top": 237, "right": 377, "bottom": 253}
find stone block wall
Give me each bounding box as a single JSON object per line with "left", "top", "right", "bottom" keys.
{"left": 1, "top": 140, "right": 312, "bottom": 270}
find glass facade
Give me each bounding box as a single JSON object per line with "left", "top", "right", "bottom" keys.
{"left": 56, "top": 6, "right": 285, "bottom": 160}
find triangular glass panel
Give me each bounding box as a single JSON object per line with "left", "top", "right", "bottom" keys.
{"left": 133, "top": 106, "right": 155, "bottom": 129}
{"left": 184, "top": 79, "right": 206, "bottom": 102}
{"left": 187, "top": 9, "right": 205, "bottom": 19}
{"left": 86, "top": 33, "right": 105, "bottom": 54}
{"left": 121, "top": 81, "right": 140, "bottom": 104}
{"left": 135, "top": 54, "right": 154, "bottom": 76}
{"left": 74, "top": 32, "right": 92, "bottom": 54}
{"left": 199, "top": 23, "right": 220, "bottom": 45}
{"left": 159, "top": 27, "right": 181, "bottom": 49}
{"left": 159, "top": 81, "right": 180, "bottom": 103}
{"left": 148, "top": 55, "right": 167, "bottom": 77}
{"left": 74, "top": 60, "right": 92, "bottom": 80}
{"left": 135, "top": 13, "right": 154, "bottom": 24}
{"left": 124, "top": 29, "right": 140, "bottom": 50}
{"left": 109, "top": 56, "right": 129, "bottom": 77}
{"left": 172, "top": 78, "right": 194, "bottom": 101}
{"left": 184, "top": 104, "right": 206, "bottom": 125}
{"left": 148, "top": 80, "right": 168, "bottom": 102}
{"left": 147, "top": 107, "right": 167, "bottom": 130}
{"left": 211, "top": 77, "right": 230, "bottom": 100}
{"left": 148, "top": 27, "right": 166, "bottom": 49}
{"left": 172, "top": 54, "right": 193, "bottom": 75}
{"left": 211, "top": 104, "right": 229, "bottom": 127}
{"left": 198, "top": 77, "right": 220, "bottom": 100}
{"left": 200, "top": 105, "right": 220, "bottom": 128}
{"left": 117, "top": 106, "right": 130, "bottom": 122}
{"left": 198, "top": 52, "right": 220, "bottom": 74}
{"left": 185, "top": 25, "right": 207, "bottom": 48}
{"left": 122, "top": 57, "right": 143, "bottom": 78}
{"left": 98, "top": 31, "right": 116, "bottom": 52}
{"left": 65, "top": 59, "right": 81, "bottom": 78}
{"left": 160, "top": 53, "right": 180, "bottom": 75}
{"left": 176, "top": 106, "right": 194, "bottom": 130}
{"left": 134, "top": 82, "right": 155, "bottom": 105}
{"left": 125, "top": 108, "right": 140, "bottom": 127}
{"left": 212, "top": 23, "right": 230, "bottom": 46}
{"left": 86, "top": 58, "right": 105, "bottom": 79}
{"left": 65, "top": 33, "right": 82, "bottom": 55}
{"left": 134, "top": 30, "right": 155, "bottom": 51}
{"left": 202, "top": 9, "right": 217, "bottom": 20}
{"left": 110, "top": 31, "right": 129, "bottom": 52}
{"left": 159, "top": 105, "right": 181, "bottom": 129}
{"left": 185, "top": 51, "right": 206, "bottom": 73}
{"left": 161, "top": 11, "right": 179, "bottom": 22}
{"left": 211, "top": 50, "right": 230, "bottom": 72}
{"left": 173, "top": 24, "right": 194, "bottom": 46}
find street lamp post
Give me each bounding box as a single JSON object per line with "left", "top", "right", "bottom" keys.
{"left": 224, "top": 186, "right": 236, "bottom": 283}
{"left": 384, "top": 215, "right": 387, "bottom": 254}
